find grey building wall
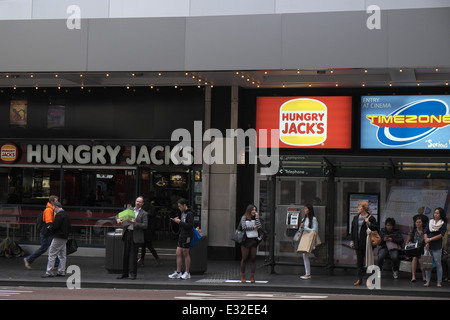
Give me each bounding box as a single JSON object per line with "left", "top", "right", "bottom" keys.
{"left": 0, "top": 8, "right": 449, "bottom": 73}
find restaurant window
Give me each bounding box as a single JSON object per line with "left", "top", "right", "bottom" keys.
{"left": 0, "top": 167, "right": 136, "bottom": 246}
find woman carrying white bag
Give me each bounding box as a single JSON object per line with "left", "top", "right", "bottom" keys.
{"left": 297, "top": 204, "right": 319, "bottom": 280}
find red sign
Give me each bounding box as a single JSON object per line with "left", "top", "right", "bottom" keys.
{"left": 256, "top": 96, "right": 352, "bottom": 149}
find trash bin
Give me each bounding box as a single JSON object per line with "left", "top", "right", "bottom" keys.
{"left": 189, "top": 236, "right": 207, "bottom": 274}
{"left": 105, "top": 229, "right": 123, "bottom": 273}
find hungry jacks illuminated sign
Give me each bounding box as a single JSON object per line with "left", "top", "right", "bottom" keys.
{"left": 256, "top": 96, "right": 352, "bottom": 149}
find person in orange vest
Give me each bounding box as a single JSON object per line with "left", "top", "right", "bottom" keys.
{"left": 24, "top": 195, "right": 60, "bottom": 269}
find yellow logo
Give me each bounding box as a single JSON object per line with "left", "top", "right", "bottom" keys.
{"left": 279, "top": 99, "right": 327, "bottom": 146}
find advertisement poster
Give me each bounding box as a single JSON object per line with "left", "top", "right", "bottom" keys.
{"left": 361, "top": 95, "right": 450, "bottom": 149}
{"left": 257, "top": 96, "right": 352, "bottom": 149}
{"left": 383, "top": 186, "right": 448, "bottom": 234}
{"left": 10, "top": 99, "right": 28, "bottom": 127}
{"left": 47, "top": 105, "right": 65, "bottom": 129}
{"left": 348, "top": 193, "right": 379, "bottom": 234}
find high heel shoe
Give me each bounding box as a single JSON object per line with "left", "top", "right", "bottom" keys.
{"left": 354, "top": 279, "right": 363, "bottom": 286}
{"left": 250, "top": 273, "right": 255, "bottom": 283}
{"left": 241, "top": 273, "right": 246, "bottom": 283}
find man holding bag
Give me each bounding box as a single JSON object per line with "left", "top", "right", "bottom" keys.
{"left": 116, "top": 196, "right": 148, "bottom": 280}
{"left": 41, "top": 202, "right": 72, "bottom": 278}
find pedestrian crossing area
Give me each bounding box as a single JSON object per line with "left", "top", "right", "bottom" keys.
{"left": 174, "top": 291, "right": 329, "bottom": 300}
{"left": 0, "top": 288, "right": 33, "bottom": 299}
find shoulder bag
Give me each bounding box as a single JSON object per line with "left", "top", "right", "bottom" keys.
{"left": 367, "top": 215, "right": 381, "bottom": 247}
{"left": 293, "top": 230, "right": 302, "bottom": 242}
{"left": 231, "top": 221, "right": 245, "bottom": 244}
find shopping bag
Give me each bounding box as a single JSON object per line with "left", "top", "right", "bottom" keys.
{"left": 399, "top": 260, "right": 411, "bottom": 272}
{"left": 420, "top": 251, "right": 433, "bottom": 270}
{"left": 190, "top": 227, "right": 202, "bottom": 249}
{"left": 297, "top": 231, "right": 316, "bottom": 253}
{"left": 118, "top": 209, "right": 135, "bottom": 222}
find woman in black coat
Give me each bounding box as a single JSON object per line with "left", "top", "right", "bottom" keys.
{"left": 350, "top": 201, "right": 378, "bottom": 285}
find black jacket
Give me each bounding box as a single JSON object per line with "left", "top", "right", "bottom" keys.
{"left": 379, "top": 227, "right": 403, "bottom": 249}
{"left": 350, "top": 214, "right": 378, "bottom": 249}
{"left": 178, "top": 208, "right": 194, "bottom": 239}
{"left": 50, "top": 209, "right": 72, "bottom": 240}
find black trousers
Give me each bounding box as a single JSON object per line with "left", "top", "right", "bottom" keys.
{"left": 356, "top": 245, "right": 366, "bottom": 280}
{"left": 122, "top": 229, "right": 139, "bottom": 277}
{"left": 140, "top": 239, "right": 159, "bottom": 260}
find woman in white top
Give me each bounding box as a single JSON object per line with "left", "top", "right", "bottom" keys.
{"left": 299, "top": 204, "right": 318, "bottom": 280}
{"left": 240, "top": 204, "right": 262, "bottom": 283}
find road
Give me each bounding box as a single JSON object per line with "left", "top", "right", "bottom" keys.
{"left": 0, "top": 286, "right": 447, "bottom": 300}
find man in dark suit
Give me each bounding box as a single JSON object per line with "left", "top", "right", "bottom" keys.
{"left": 116, "top": 196, "right": 148, "bottom": 280}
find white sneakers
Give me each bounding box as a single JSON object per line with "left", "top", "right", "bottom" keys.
{"left": 168, "top": 271, "right": 191, "bottom": 280}
{"left": 168, "top": 271, "right": 181, "bottom": 279}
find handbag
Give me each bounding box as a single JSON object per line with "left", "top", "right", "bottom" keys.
{"left": 419, "top": 251, "right": 433, "bottom": 270}
{"left": 189, "top": 227, "right": 202, "bottom": 249}
{"left": 367, "top": 215, "right": 381, "bottom": 247}
{"left": 66, "top": 238, "right": 78, "bottom": 255}
{"left": 368, "top": 229, "right": 381, "bottom": 247}
{"left": 404, "top": 242, "right": 421, "bottom": 257}
{"left": 293, "top": 230, "right": 302, "bottom": 242}
{"left": 231, "top": 229, "right": 245, "bottom": 244}
{"left": 386, "top": 241, "right": 402, "bottom": 251}
{"left": 231, "top": 221, "right": 245, "bottom": 244}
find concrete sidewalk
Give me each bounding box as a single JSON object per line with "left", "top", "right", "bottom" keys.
{"left": 1, "top": 254, "right": 449, "bottom": 299}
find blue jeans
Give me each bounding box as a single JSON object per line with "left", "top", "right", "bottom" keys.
{"left": 425, "top": 249, "right": 442, "bottom": 283}
{"left": 26, "top": 232, "right": 60, "bottom": 266}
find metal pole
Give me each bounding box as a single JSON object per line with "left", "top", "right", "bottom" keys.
{"left": 269, "top": 175, "right": 276, "bottom": 274}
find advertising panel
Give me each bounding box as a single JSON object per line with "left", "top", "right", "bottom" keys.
{"left": 256, "top": 96, "right": 352, "bottom": 149}
{"left": 361, "top": 95, "right": 450, "bottom": 149}
{"left": 347, "top": 193, "right": 379, "bottom": 235}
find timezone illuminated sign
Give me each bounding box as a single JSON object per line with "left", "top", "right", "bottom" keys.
{"left": 361, "top": 95, "right": 450, "bottom": 149}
